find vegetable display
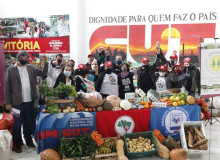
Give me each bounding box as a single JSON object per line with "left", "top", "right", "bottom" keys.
{"left": 47, "top": 104, "right": 61, "bottom": 114}
{"left": 60, "top": 134, "right": 97, "bottom": 159}
{"left": 91, "top": 131, "right": 104, "bottom": 147}
{"left": 184, "top": 125, "right": 208, "bottom": 150}
{"left": 97, "top": 138, "right": 118, "bottom": 154}
{"left": 125, "top": 136, "right": 155, "bottom": 152}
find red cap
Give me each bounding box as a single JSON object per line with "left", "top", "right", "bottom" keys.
{"left": 88, "top": 54, "right": 94, "bottom": 58}
{"left": 105, "top": 61, "right": 113, "bottom": 67}
{"left": 183, "top": 57, "right": 191, "bottom": 63}
{"left": 159, "top": 65, "right": 167, "bottom": 71}
{"left": 78, "top": 64, "right": 86, "bottom": 70}
{"left": 169, "top": 54, "right": 178, "bottom": 60}
{"left": 174, "top": 62, "right": 183, "bottom": 68}
{"left": 141, "top": 57, "right": 150, "bottom": 62}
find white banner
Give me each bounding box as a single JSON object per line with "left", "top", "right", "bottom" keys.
{"left": 201, "top": 43, "right": 220, "bottom": 96}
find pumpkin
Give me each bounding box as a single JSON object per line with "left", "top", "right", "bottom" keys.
{"left": 41, "top": 149, "right": 61, "bottom": 160}
{"left": 186, "top": 95, "right": 195, "bottom": 105}
{"left": 170, "top": 148, "right": 188, "bottom": 160}
{"left": 106, "top": 95, "right": 121, "bottom": 107}
{"left": 120, "top": 100, "right": 131, "bottom": 110}
{"left": 103, "top": 102, "right": 113, "bottom": 110}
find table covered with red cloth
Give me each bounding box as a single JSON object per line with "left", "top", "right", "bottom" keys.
{"left": 96, "top": 108, "right": 151, "bottom": 138}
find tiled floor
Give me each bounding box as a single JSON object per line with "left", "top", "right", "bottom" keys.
{"left": 1, "top": 113, "right": 220, "bottom": 160}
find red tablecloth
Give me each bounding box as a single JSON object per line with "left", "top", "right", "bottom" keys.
{"left": 96, "top": 108, "right": 151, "bottom": 138}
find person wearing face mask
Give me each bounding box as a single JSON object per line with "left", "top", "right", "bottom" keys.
{"left": 96, "top": 61, "right": 119, "bottom": 98}
{"left": 118, "top": 63, "right": 137, "bottom": 99}
{"left": 50, "top": 54, "right": 63, "bottom": 70}
{"left": 157, "top": 49, "right": 178, "bottom": 70}
{"left": 137, "top": 57, "right": 161, "bottom": 94}
{"left": 85, "top": 54, "right": 94, "bottom": 70}
{"left": 182, "top": 57, "right": 200, "bottom": 98}
{"left": 53, "top": 64, "right": 75, "bottom": 88}
{"left": 88, "top": 60, "right": 99, "bottom": 81}
{"left": 67, "top": 59, "right": 75, "bottom": 76}
{"left": 74, "top": 64, "right": 90, "bottom": 92}
{"left": 4, "top": 51, "right": 48, "bottom": 153}
{"left": 171, "top": 62, "right": 191, "bottom": 89}
{"left": 152, "top": 65, "right": 177, "bottom": 92}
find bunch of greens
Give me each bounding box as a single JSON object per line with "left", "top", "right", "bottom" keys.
{"left": 56, "top": 83, "right": 78, "bottom": 98}
{"left": 38, "top": 85, "right": 58, "bottom": 99}
{"left": 60, "top": 134, "right": 97, "bottom": 159}
{"left": 47, "top": 104, "right": 61, "bottom": 114}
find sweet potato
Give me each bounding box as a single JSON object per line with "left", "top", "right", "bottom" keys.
{"left": 193, "top": 127, "right": 205, "bottom": 139}
{"left": 189, "top": 144, "right": 208, "bottom": 150}
{"left": 188, "top": 131, "right": 194, "bottom": 147}
{"left": 193, "top": 139, "right": 208, "bottom": 147}
{"left": 156, "top": 139, "right": 170, "bottom": 159}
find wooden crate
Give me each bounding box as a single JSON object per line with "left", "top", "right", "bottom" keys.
{"left": 45, "top": 96, "right": 76, "bottom": 108}
{"left": 61, "top": 137, "right": 118, "bottom": 160}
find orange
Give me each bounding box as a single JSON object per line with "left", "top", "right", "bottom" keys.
{"left": 178, "top": 101, "right": 182, "bottom": 106}
{"left": 150, "top": 105, "right": 155, "bottom": 109}
{"left": 141, "top": 101, "right": 145, "bottom": 105}
{"left": 144, "top": 104, "right": 150, "bottom": 108}
{"left": 148, "top": 101, "right": 152, "bottom": 105}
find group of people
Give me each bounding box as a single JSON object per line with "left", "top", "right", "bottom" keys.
{"left": 23, "top": 23, "right": 51, "bottom": 38}
{"left": 3, "top": 43, "right": 200, "bottom": 153}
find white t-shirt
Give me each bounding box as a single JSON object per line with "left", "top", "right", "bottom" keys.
{"left": 100, "top": 73, "right": 118, "bottom": 96}
{"left": 156, "top": 76, "right": 167, "bottom": 92}
{"left": 17, "top": 64, "right": 32, "bottom": 102}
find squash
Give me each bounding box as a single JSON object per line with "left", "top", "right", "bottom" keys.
{"left": 41, "top": 149, "right": 61, "bottom": 160}
{"left": 97, "top": 106, "right": 103, "bottom": 112}
{"left": 106, "top": 95, "right": 121, "bottom": 107}
{"left": 186, "top": 95, "right": 195, "bottom": 105}
{"left": 170, "top": 148, "right": 188, "bottom": 160}
{"left": 103, "top": 102, "right": 113, "bottom": 110}
{"left": 156, "top": 139, "right": 170, "bottom": 159}
{"left": 117, "top": 140, "right": 128, "bottom": 160}
{"left": 120, "top": 100, "right": 131, "bottom": 110}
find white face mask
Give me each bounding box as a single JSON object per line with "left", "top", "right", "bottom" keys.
{"left": 159, "top": 72, "right": 166, "bottom": 77}
{"left": 91, "top": 65, "right": 96, "bottom": 71}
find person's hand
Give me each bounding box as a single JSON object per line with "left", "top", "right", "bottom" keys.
{"left": 105, "top": 51, "right": 110, "bottom": 56}
{"left": 168, "top": 67, "right": 172, "bottom": 72}
{"left": 94, "top": 65, "right": 98, "bottom": 70}
{"left": 98, "top": 47, "right": 104, "bottom": 53}
{"left": 6, "top": 104, "right": 12, "bottom": 112}
{"left": 42, "top": 54, "right": 48, "bottom": 62}
{"left": 52, "top": 61, "right": 58, "bottom": 66}
{"left": 133, "top": 68, "right": 137, "bottom": 74}
{"left": 128, "top": 61, "right": 132, "bottom": 66}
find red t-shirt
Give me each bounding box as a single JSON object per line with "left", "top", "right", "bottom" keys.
{"left": 38, "top": 27, "right": 41, "bottom": 35}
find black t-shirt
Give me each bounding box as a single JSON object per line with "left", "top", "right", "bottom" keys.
{"left": 140, "top": 68, "right": 154, "bottom": 93}
{"left": 118, "top": 72, "right": 135, "bottom": 99}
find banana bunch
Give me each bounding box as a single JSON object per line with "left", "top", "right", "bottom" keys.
{"left": 98, "top": 146, "right": 111, "bottom": 154}
{"left": 98, "top": 138, "right": 117, "bottom": 154}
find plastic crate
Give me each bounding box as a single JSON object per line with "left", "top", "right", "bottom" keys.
{"left": 180, "top": 121, "right": 207, "bottom": 158}
{"left": 122, "top": 132, "right": 158, "bottom": 159}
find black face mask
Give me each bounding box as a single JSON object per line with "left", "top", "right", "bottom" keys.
{"left": 142, "top": 65, "right": 149, "bottom": 69}
{"left": 19, "top": 59, "right": 28, "bottom": 65}
{"left": 106, "top": 69, "right": 113, "bottom": 74}
{"left": 78, "top": 70, "right": 85, "bottom": 75}
{"left": 171, "top": 61, "right": 175, "bottom": 65}
{"left": 57, "top": 59, "right": 62, "bottom": 63}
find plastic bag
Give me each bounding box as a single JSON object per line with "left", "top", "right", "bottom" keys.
{"left": 2, "top": 112, "right": 14, "bottom": 128}
{"left": 0, "top": 130, "right": 12, "bottom": 160}
{"left": 0, "top": 119, "right": 10, "bottom": 130}
{"left": 181, "top": 86, "right": 188, "bottom": 95}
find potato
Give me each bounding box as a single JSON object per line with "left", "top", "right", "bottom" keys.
{"left": 139, "top": 139, "right": 143, "bottom": 143}
{"left": 151, "top": 144, "right": 154, "bottom": 148}
{"left": 137, "top": 145, "right": 142, "bottom": 148}
{"left": 128, "top": 141, "right": 133, "bottom": 145}
{"left": 148, "top": 139, "right": 151, "bottom": 144}
{"left": 67, "top": 106, "right": 71, "bottom": 110}
{"left": 138, "top": 149, "right": 142, "bottom": 152}
{"left": 126, "top": 138, "right": 130, "bottom": 141}
{"left": 139, "top": 143, "right": 143, "bottom": 146}
{"left": 152, "top": 148, "right": 155, "bottom": 150}
{"left": 129, "top": 144, "right": 133, "bottom": 148}
{"left": 133, "top": 145, "right": 137, "bottom": 149}
{"left": 138, "top": 136, "right": 142, "bottom": 139}
{"left": 144, "top": 148, "right": 148, "bottom": 152}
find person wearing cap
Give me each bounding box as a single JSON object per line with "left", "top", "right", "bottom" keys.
{"left": 74, "top": 64, "right": 90, "bottom": 92}
{"left": 96, "top": 61, "right": 119, "bottom": 98}
{"left": 182, "top": 57, "right": 200, "bottom": 97}
{"left": 85, "top": 54, "right": 94, "bottom": 70}
{"left": 118, "top": 63, "right": 137, "bottom": 99}
{"left": 171, "top": 62, "right": 191, "bottom": 89}
{"left": 137, "top": 57, "right": 161, "bottom": 94}
{"left": 53, "top": 64, "right": 75, "bottom": 88}
{"left": 157, "top": 49, "right": 178, "bottom": 69}
{"left": 152, "top": 65, "right": 177, "bottom": 92}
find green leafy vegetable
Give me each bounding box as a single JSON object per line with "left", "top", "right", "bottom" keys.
{"left": 38, "top": 85, "right": 58, "bottom": 98}
{"left": 47, "top": 104, "right": 60, "bottom": 114}
{"left": 56, "top": 83, "right": 78, "bottom": 98}
{"left": 60, "top": 134, "right": 97, "bottom": 159}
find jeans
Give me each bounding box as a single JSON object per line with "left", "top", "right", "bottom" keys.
{"left": 12, "top": 101, "right": 34, "bottom": 146}
{"left": 32, "top": 107, "right": 39, "bottom": 135}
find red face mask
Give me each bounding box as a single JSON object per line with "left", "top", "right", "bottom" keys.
{"left": 175, "top": 69, "right": 182, "bottom": 73}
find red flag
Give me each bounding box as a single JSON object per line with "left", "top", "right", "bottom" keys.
{"left": 29, "top": 53, "right": 35, "bottom": 62}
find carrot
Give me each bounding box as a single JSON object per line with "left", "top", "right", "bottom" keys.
{"left": 188, "top": 131, "right": 194, "bottom": 147}
{"left": 194, "top": 127, "right": 205, "bottom": 139}
{"left": 193, "top": 139, "right": 208, "bottom": 147}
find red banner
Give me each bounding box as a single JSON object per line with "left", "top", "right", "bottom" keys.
{"left": 1, "top": 37, "right": 70, "bottom": 54}
{"left": 0, "top": 41, "right": 5, "bottom": 104}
